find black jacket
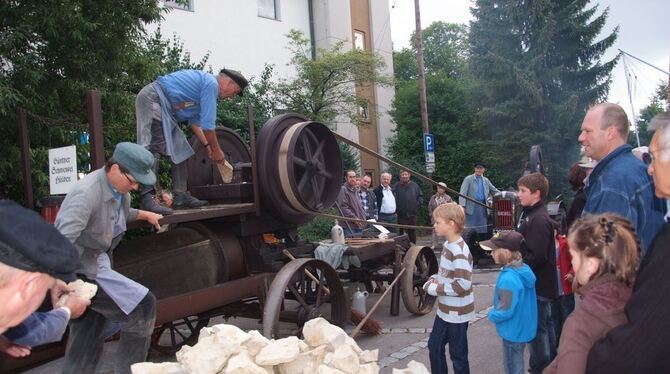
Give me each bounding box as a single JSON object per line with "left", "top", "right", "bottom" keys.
{"left": 518, "top": 202, "right": 557, "bottom": 299}
{"left": 586, "top": 222, "right": 670, "bottom": 373}
{"left": 566, "top": 188, "right": 586, "bottom": 230}
{"left": 392, "top": 181, "right": 423, "bottom": 218}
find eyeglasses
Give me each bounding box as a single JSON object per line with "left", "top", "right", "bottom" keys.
{"left": 123, "top": 172, "right": 139, "bottom": 186}
{"left": 642, "top": 152, "right": 652, "bottom": 166}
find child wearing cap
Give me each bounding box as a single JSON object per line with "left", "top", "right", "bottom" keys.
{"left": 423, "top": 202, "right": 473, "bottom": 374}
{"left": 482, "top": 231, "right": 537, "bottom": 374}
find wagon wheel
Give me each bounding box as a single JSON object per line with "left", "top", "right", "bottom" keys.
{"left": 257, "top": 114, "right": 343, "bottom": 224}
{"left": 262, "top": 259, "right": 347, "bottom": 339}
{"left": 401, "top": 246, "right": 438, "bottom": 315}
{"left": 151, "top": 315, "right": 210, "bottom": 354}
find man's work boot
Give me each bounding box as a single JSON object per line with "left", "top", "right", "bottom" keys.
{"left": 172, "top": 191, "right": 208, "bottom": 209}
{"left": 140, "top": 192, "right": 173, "bottom": 215}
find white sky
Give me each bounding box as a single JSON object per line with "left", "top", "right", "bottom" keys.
{"left": 387, "top": 0, "right": 670, "bottom": 124}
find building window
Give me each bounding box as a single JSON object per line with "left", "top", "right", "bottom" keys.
{"left": 164, "top": 0, "right": 194, "bottom": 11}
{"left": 353, "top": 30, "right": 365, "bottom": 50}
{"left": 258, "top": 0, "right": 280, "bottom": 20}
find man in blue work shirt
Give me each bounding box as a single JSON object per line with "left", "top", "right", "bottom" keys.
{"left": 136, "top": 68, "right": 248, "bottom": 214}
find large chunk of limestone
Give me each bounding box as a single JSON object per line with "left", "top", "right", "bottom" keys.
{"left": 224, "top": 350, "right": 273, "bottom": 374}
{"left": 130, "top": 362, "right": 186, "bottom": 374}
{"left": 255, "top": 336, "right": 301, "bottom": 366}
{"left": 329, "top": 345, "right": 359, "bottom": 374}
{"left": 245, "top": 330, "right": 271, "bottom": 357}
{"left": 176, "top": 332, "right": 237, "bottom": 374}
{"left": 277, "top": 345, "right": 328, "bottom": 374}
{"left": 302, "top": 318, "right": 347, "bottom": 350}
{"left": 56, "top": 279, "right": 97, "bottom": 307}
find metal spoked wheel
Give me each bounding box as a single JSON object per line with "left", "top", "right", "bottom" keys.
{"left": 262, "top": 258, "right": 347, "bottom": 339}
{"left": 257, "top": 113, "right": 343, "bottom": 224}
{"left": 151, "top": 315, "right": 210, "bottom": 354}
{"left": 401, "top": 246, "right": 438, "bottom": 315}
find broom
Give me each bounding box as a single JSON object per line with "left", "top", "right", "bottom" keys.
{"left": 350, "top": 267, "right": 405, "bottom": 338}
{"left": 282, "top": 249, "right": 383, "bottom": 335}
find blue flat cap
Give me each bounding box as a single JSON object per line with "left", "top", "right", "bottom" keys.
{"left": 113, "top": 142, "right": 156, "bottom": 186}
{"left": 0, "top": 200, "right": 80, "bottom": 281}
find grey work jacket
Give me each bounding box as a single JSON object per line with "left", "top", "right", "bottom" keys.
{"left": 55, "top": 169, "right": 139, "bottom": 278}
{"left": 458, "top": 174, "right": 499, "bottom": 215}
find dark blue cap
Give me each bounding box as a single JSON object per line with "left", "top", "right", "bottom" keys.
{"left": 0, "top": 200, "right": 80, "bottom": 281}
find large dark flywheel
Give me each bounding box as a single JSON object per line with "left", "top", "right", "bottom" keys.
{"left": 257, "top": 113, "right": 343, "bottom": 224}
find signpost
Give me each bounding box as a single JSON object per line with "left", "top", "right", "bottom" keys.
{"left": 423, "top": 133, "right": 435, "bottom": 174}
{"left": 48, "top": 145, "right": 77, "bottom": 195}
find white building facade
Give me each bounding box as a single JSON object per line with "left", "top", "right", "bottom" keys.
{"left": 153, "top": 0, "right": 396, "bottom": 182}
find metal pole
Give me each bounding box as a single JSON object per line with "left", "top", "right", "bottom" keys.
{"left": 86, "top": 90, "right": 105, "bottom": 170}
{"left": 621, "top": 55, "right": 641, "bottom": 147}
{"left": 248, "top": 104, "right": 262, "bottom": 216}
{"left": 414, "top": 0, "right": 429, "bottom": 137}
{"left": 17, "top": 108, "right": 34, "bottom": 209}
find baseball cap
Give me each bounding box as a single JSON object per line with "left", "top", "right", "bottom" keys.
{"left": 0, "top": 200, "right": 80, "bottom": 281}
{"left": 437, "top": 182, "right": 447, "bottom": 189}
{"left": 480, "top": 231, "right": 524, "bottom": 252}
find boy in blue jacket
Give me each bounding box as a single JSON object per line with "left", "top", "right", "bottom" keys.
{"left": 481, "top": 231, "right": 538, "bottom": 374}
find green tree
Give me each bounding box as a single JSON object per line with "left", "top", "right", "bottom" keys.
{"left": 388, "top": 22, "right": 484, "bottom": 223}
{"left": 0, "top": 1, "right": 209, "bottom": 203}
{"left": 469, "top": 0, "right": 618, "bottom": 194}
{"left": 631, "top": 82, "right": 668, "bottom": 146}
{"left": 273, "top": 30, "right": 392, "bottom": 128}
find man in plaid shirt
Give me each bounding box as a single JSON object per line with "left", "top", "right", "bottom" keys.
{"left": 358, "top": 174, "right": 378, "bottom": 221}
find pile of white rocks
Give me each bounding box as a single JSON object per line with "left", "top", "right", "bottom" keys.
{"left": 131, "top": 317, "right": 429, "bottom": 374}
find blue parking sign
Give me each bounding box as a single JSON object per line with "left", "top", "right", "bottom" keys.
{"left": 423, "top": 133, "right": 434, "bottom": 153}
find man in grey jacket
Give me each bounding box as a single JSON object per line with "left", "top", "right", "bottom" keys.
{"left": 335, "top": 170, "right": 366, "bottom": 237}
{"left": 459, "top": 162, "right": 499, "bottom": 236}
{"left": 55, "top": 142, "right": 163, "bottom": 374}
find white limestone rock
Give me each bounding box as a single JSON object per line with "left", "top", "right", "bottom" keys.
{"left": 391, "top": 361, "right": 430, "bottom": 374}
{"left": 176, "top": 333, "right": 236, "bottom": 374}
{"left": 302, "top": 318, "right": 347, "bottom": 350}
{"left": 406, "top": 361, "right": 430, "bottom": 374}
{"left": 130, "top": 362, "right": 186, "bottom": 374}
{"left": 317, "top": 365, "right": 347, "bottom": 374}
{"left": 357, "top": 363, "right": 380, "bottom": 374}
{"left": 329, "top": 345, "right": 360, "bottom": 374}
{"left": 345, "top": 337, "right": 363, "bottom": 355}
{"left": 245, "top": 330, "right": 271, "bottom": 357}
{"left": 56, "top": 279, "right": 98, "bottom": 307}
{"left": 212, "top": 324, "right": 251, "bottom": 347}
{"left": 225, "top": 350, "right": 273, "bottom": 374}
{"left": 358, "top": 349, "right": 378, "bottom": 364}
{"left": 277, "top": 345, "right": 328, "bottom": 374}
{"left": 255, "top": 336, "right": 302, "bottom": 366}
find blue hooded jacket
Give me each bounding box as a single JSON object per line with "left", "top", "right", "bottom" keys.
{"left": 488, "top": 260, "right": 538, "bottom": 343}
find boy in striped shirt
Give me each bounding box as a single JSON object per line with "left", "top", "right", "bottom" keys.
{"left": 424, "top": 202, "right": 474, "bottom": 374}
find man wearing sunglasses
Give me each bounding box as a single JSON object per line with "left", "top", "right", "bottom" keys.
{"left": 578, "top": 103, "right": 666, "bottom": 254}
{"left": 54, "top": 142, "right": 163, "bottom": 374}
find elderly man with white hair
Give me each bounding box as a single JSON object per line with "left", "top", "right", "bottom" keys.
{"left": 586, "top": 112, "right": 670, "bottom": 373}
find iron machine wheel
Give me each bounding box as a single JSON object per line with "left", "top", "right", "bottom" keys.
{"left": 401, "top": 246, "right": 439, "bottom": 315}
{"left": 262, "top": 258, "right": 347, "bottom": 339}
{"left": 257, "top": 114, "right": 343, "bottom": 224}
{"left": 150, "top": 314, "right": 210, "bottom": 354}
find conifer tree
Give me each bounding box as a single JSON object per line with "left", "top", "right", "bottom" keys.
{"left": 469, "top": 0, "right": 618, "bottom": 192}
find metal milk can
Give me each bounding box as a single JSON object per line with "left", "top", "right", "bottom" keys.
{"left": 352, "top": 287, "right": 369, "bottom": 314}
